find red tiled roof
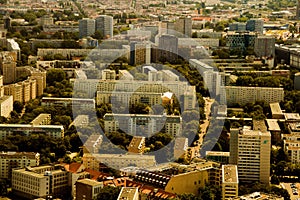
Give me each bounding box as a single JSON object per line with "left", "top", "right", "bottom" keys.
{"left": 85, "top": 169, "right": 110, "bottom": 180}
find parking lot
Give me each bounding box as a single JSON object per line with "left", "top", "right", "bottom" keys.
{"left": 281, "top": 182, "right": 300, "bottom": 200}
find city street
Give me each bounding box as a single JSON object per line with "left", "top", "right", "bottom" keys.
{"left": 281, "top": 183, "right": 300, "bottom": 200}
{"left": 189, "top": 97, "right": 214, "bottom": 159}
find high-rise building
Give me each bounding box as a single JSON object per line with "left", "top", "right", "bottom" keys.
{"left": 158, "top": 34, "right": 178, "bottom": 63}
{"left": 176, "top": 17, "right": 192, "bottom": 37}
{"left": 79, "top": 18, "right": 95, "bottom": 38}
{"left": 254, "top": 36, "right": 275, "bottom": 58}
{"left": 130, "top": 41, "right": 151, "bottom": 65}
{"left": 246, "top": 19, "right": 264, "bottom": 34}
{"left": 229, "top": 127, "right": 271, "bottom": 184}
{"left": 0, "top": 54, "right": 16, "bottom": 84}
{"left": 95, "top": 15, "right": 113, "bottom": 39}
{"left": 222, "top": 165, "right": 238, "bottom": 200}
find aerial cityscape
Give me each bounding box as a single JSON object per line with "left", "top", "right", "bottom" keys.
{"left": 0, "top": 0, "right": 299, "bottom": 199}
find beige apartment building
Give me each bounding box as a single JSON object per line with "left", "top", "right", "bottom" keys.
{"left": 225, "top": 86, "right": 284, "bottom": 106}
{"left": 30, "top": 114, "right": 51, "bottom": 126}
{"left": 230, "top": 127, "right": 271, "bottom": 184}
{"left": 4, "top": 78, "right": 36, "bottom": 103}
{"left": 222, "top": 165, "right": 238, "bottom": 200}
{"left": 12, "top": 165, "right": 69, "bottom": 199}
{"left": 82, "top": 153, "right": 156, "bottom": 170}
{"left": 0, "top": 95, "right": 13, "bottom": 118}
{"left": 0, "top": 152, "right": 40, "bottom": 179}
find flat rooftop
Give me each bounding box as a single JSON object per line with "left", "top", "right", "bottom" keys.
{"left": 76, "top": 178, "right": 103, "bottom": 187}
{"left": 289, "top": 122, "right": 300, "bottom": 132}
{"left": 284, "top": 113, "right": 300, "bottom": 121}
{"left": 270, "top": 102, "right": 283, "bottom": 115}
{"left": 206, "top": 151, "right": 230, "bottom": 157}
{"left": 266, "top": 119, "right": 281, "bottom": 131}
{"left": 117, "top": 187, "right": 138, "bottom": 200}
{"left": 222, "top": 165, "right": 238, "bottom": 184}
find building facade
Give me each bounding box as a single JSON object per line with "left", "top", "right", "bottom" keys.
{"left": 225, "top": 86, "right": 284, "bottom": 106}
{"left": 79, "top": 18, "right": 95, "bottom": 38}
{"left": 95, "top": 15, "right": 113, "bottom": 39}
{"left": 0, "top": 152, "right": 39, "bottom": 179}
{"left": 103, "top": 113, "right": 182, "bottom": 137}
{"left": 12, "top": 165, "right": 69, "bottom": 199}
{"left": 229, "top": 127, "right": 271, "bottom": 184}
{"left": 222, "top": 165, "right": 238, "bottom": 200}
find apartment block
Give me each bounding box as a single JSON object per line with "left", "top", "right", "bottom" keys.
{"left": 222, "top": 165, "right": 238, "bottom": 200}
{"left": 41, "top": 97, "right": 95, "bottom": 109}
{"left": 79, "top": 18, "right": 95, "bottom": 38}
{"left": 76, "top": 179, "right": 103, "bottom": 200}
{"left": 130, "top": 41, "right": 151, "bottom": 65}
{"left": 0, "top": 95, "right": 13, "bottom": 118}
{"left": 0, "top": 152, "right": 39, "bottom": 179}
{"left": 254, "top": 36, "right": 275, "bottom": 58}
{"left": 30, "top": 114, "right": 51, "bottom": 126}
{"left": 4, "top": 78, "right": 37, "bottom": 103}
{"left": 95, "top": 15, "right": 113, "bottom": 38}
{"left": 0, "top": 124, "right": 64, "bottom": 139}
{"left": 12, "top": 165, "right": 69, "bottom": 199}
{"left": 82, "top": 153, "right": 157, "bottom": 170}
{"left": 0, "top": 53, "right": 16, "bottom": 84}
{"left": 225, "top": 86, "right": 284, "bottom": 106}
{"left": 83, "top": 134, "right": 103, "bottom": 154}
{"left": 229, "top": 127, "right": 271, "bottom": 184}
{"left": 101, "top": 69, "right": 116, "bottom": 80}
{"left": 104, "top": 113, "right": 182, "bottom": 137}
{"left": 94, "top": 79, "right": 197, "bottom": 110}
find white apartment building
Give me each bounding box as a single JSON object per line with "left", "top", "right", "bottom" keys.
{"left": 82, "top": 153, "right": 157, "bottom": 170}
{"left": 230, "top": 127, "right": 271, "bottom": 184}
{"left": 103, "top": 113, "right": 182, "bottom": 136}
{"left": 0, "top": 95, "right": 13, "bottom": 118}
{"left": 0, "top": 152, "right": 39, "bottom": 179}
{"left": 225, "top": 86, "right": 284, "bottom": 106}
{"left": 12, "top": 165, "right": 69, "bottom": 199}
{"left": 0, "top": 124, "right": 64, "bottom": 139}
{"left": 222, "top": 165, "right": 238, "bottom": 200}
{"left": 30, "top": 114, "right": 51, "bottom": 126}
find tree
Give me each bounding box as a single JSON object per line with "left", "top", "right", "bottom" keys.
{"left": 96, "top": 186, "right": 121, "bottom": 200}
{"left": 46, "top": 69, "right": 66, "bottom": 86}
{"left": 13, "top": 101, "right": 23, "bottom": 113}
{"left": 92, "top": 30, "right": 103, "bottom": 40}
{"left": 271, "top": 174, "right": 280, "bottom": 185}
